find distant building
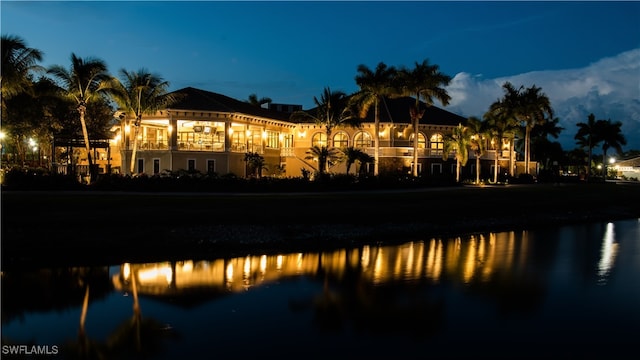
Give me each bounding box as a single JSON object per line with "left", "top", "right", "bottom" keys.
{"left": 614, "top": 156, "right": 640, "bottom": 180}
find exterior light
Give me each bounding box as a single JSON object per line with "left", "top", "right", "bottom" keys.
{"left": 228, "top": 127, "right": 234, "bottom": 135}
{"left": 168, "top": 125, "right": 173, "bottom": 134}
{"left": 609, "top": 157, "right": 616, "bottom": 164}
{"left": 125, "top": 125, "right": 130, "bottom": 134}
{"left": 0, "top": 131, "right": 5, "bottom": 139}
{"left": 246, "top": 130, "right": 252, "bottom": 137}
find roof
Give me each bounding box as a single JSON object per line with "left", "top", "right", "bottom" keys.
{"left": 166, "top": 87, "right": 294, "bottom": 122}
{"left": 300, "top": 95, "right": 467, "bottom": 126}
{"left": 165, "top": 87, "right": 467, "bottom": 126}
{"left": 617, "top": 156, "right": 640, "bottom": 167}
{"left": 370, "top": 96, "right": 467, "bottom": 126}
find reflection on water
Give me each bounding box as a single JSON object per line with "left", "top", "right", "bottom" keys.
{"left": 112, "top": 231, "right": 534, "bottom": 296}
{"left": 597, "top": 222, "right": 619, "bottom": 284}
{"left": 2, "top": 219, "right": 639, "bottom": 359}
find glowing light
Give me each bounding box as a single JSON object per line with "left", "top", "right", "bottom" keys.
{"left": 168, "top": 125, "right": 173, "bottom": 133}
{"left": 125, "top": 125, "right": 130, "bottom": 133}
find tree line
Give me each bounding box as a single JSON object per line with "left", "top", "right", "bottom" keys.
{"left": 1, "top": 34, "right": 633, "bottom": 185}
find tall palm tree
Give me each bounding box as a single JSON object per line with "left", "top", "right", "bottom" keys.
{"left": 484, "top": 111, "right": 518, "bottom": 183}
{"left": 488, "top": 82, "right": 522, "bottom": 177}
{"left": 109, "top": 68, "right": 176, "bottom": 174}
{"left": 442, "top": 123, "right": 470, "bottom": 182}
{"left": 466, "top": 116, "right": 488, "bottom": 184}
{"left": 247, "top": 93, "right": 272, "bottom": 108}
{"left": 47, "top": 53, "right": 113, "bottom": 182}
{"left": 352, "top": 62, "right": 397, "bottom": 176}
{"left": 1, "top": 34, "right": 44, "bottom": 112}
{"left": 290, "top": 87, "right": 361, "bottom": 148}
{"left": 596, "top": 119, "right": 626, "bottom": 180}
{"left": 520, "top": 84, "right": 553, "bottom": 174}
{"left": 489, "top": 82, "right": 553, "bottom": 175}
{"left": 396, "top": 60, "right": 452, "bottom": 177}
{"left": 575, "top": 113, "right": 601, "bottom": 182}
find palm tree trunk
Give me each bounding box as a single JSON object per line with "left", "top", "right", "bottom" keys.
{"left": 509, "top": 140, "right": 515, "bottom": 177}
{"left": 493, "top": 145, "right": 499, "bottom": 183}
{"left": 476, "top": 154, "right": 481, "bottom": 184}
{"left": 129, "top": 125, "right": 139, "bottom": 174}
{"left": 78, "top": 105, "right": 95, "bottom": 182}
{"left": 586, "top": 142, "right": 593, "bottom": 183}
{"left": 374, "top": 99, "right": 380, "bottom": 176}
{"left": 524, "top": 126, "right": 531, "bottom": 175}
{"left": 412, "top": 115, "right": 419, "bottom": 177}
{"left": 602, "top": 150, "right": 607, "bottom": 181}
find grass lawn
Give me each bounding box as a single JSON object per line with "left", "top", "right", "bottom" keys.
{"left": 2, "top": 182, "right": 639, "bottom": 269}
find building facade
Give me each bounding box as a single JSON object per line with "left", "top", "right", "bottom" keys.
{"left": 101, "top": 87, "right": 516, "bottom": 181}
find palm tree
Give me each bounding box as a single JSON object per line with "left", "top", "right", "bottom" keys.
{"left": 466, "top": 116, "right": 488, "bottom": 184}
{"left": 356, "top": 152, "right": 375, "bottom": 177}
{"left": 290, "top": 87, "right": 361, "bottom": 148}
{"left": 352, "top": 62, "right": 397, "bottom": 176}
{"left": 109, "top": 68, "right": 176, "bottom": 175}
{"left": 396, "top": 60, "right": 452, "bottom": 177}
{"left": 1, "top": 34, "right": 44, "bottom": 112}
{"left": 47, "top": 53, "right": 114, "bottom": 182}
{"left": 520, "top": 84, "right": 553, "bottom": 174}
{"left": 247, "top": 93, "right": 272, "bottom": 108}
{"left": 575, "top": 113, "right": 601, "bottom": 182}
{"left": 244, "top": 151, "right": 268, "bottom": 178}
{"left": 596, "top": 119, "right": 627, "bottom": 180}
{"left": 304, "top": 145, "right": 341, "bottom": 176}
{"left": 340, "top": 146, "right": 367, "bottom": 175}
{"left": 484, "top": 111, "right": 518, "bottom": 183}
{"left": 489, "top": 82, "right": 553, "bottom": 175}
{"left": 488, "top": 82, "right": 521, "bottom": 177}
{"left": 442, "top": 123, "right": 470, "bottom": 182}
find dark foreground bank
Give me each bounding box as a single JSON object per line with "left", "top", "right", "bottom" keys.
{"left": 2, "top": 182, "right": 640, "bottom": 270}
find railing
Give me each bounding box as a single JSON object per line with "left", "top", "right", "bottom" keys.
{"left": 178, "top": 141, "right": 225, "bottom": 152}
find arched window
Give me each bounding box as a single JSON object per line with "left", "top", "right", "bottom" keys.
{"left": 354, "top": 131, "right": 372, "bottom": 148}
{"left": 410, "top": 132, "right": 427, "bottom": 148}
{"left": 311, "top": 132, "right": 327, "bottom": 147}
{"left": 430, "top": 133, "right": 444, "bottom": 155}
{"left": 333, "top": 132, "right": 349, "bottom": 148}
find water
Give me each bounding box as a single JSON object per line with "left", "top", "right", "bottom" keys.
{"left": 2, "top": 219, "right": 639, "bottom": 359}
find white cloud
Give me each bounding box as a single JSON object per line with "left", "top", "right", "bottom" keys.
{"left": 445, "top": 48, "right": 640, "bottom": 151}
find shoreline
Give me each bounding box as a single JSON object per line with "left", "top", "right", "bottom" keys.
{"left": 2, "top": 183, "right": 639, "bottom": 270}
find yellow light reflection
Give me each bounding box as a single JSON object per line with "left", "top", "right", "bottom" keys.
{"left": 111, "top": 230, "right": 538, "bottom": 298}
{"left": 260, "top": 255, "right": 267, "bottom": 274}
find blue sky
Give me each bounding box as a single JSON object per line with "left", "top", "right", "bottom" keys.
{"left": 2, "top": 1, "right": 640, "bottom": 151}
